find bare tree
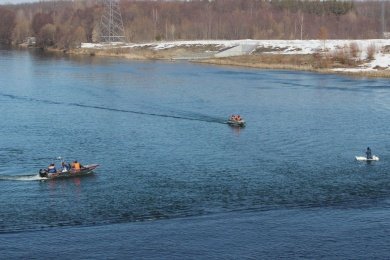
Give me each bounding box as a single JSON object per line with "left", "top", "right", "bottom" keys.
{"left": 0, "top": 7, "right": 16, "bottom": 45}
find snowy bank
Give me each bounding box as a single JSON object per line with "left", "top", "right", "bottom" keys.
{"left": 81, "top": 39, "right": 390, "bottom": 73}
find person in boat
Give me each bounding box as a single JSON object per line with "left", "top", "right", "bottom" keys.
{"left": 366, "top": 147, "right": 373, "bottom": 159}
{"left": 71, "top": 160, "right": 83, "bottom": 171}
{"left": 61, "top": 162, "right": 70, "bottom": 172}
{"left": 230, "top": 114, "right": 240, "bottom": 122}
{"left": 47, "top": 163, "right": 57, "bottom": 174}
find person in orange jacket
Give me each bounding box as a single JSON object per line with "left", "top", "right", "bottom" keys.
{"left": 71, "top": 160, "right": 83, "bottom": 171}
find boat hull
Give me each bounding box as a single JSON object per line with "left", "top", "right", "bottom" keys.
{"left": 227, "top": 120, "right": 246, "bottom": 127}
{"left": 355, "top": 156, "right": 379, "bottom": 161}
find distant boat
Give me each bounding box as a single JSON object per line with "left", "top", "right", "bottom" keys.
{"left": 39, "top": 164, "right": 99, "bottom": 179}
{"left": 355, "top": 156, "right": 379, "bottom": 162}
{"left": 227, "top": 114, "right": 246, "bottom": 127}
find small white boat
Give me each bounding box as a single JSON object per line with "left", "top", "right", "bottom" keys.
{"left": 355, "top": 155, "right": 379, "bottom": 161}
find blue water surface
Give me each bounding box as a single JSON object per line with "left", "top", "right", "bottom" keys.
{"left": 0, "top": 49, "right": 389, "bottom": 259}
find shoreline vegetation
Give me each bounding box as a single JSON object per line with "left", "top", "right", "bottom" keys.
{"left": 61, "top": 39, "right": 390, "bottom": 78}
{"left": 1, "top": 0, "right": 389, "bottom": 78}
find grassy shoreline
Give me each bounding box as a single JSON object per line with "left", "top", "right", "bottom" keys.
{"left": 196, "top": 57, "right": 390, "bottom": 78}
{"left": 59, "top": 46, "right": 390, "bottom": 78}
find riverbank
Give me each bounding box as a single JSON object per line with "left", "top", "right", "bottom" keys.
{"left": 73, "top": 39, "right": 390, "bottom": 78}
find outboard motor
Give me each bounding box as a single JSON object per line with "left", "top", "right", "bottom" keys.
{"left": 39, "top": 169, "right": 48, "bottom": 178}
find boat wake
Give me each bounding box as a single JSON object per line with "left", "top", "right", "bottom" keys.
{"left": 0, "top": 173, "right": 44, "bottom": 181}
{"left": 1, "top": 93, "right": 226, "bottom": 124}
{"left": 72, "top": 103, "right": 226, "bottom": 124}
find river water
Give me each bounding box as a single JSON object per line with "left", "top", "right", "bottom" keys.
{"left": 0, "top": 49, "right": 389, "bottom": 259}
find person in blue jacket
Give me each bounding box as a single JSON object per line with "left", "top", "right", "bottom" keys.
{"left": 61, "top": 162, "right": 70, "bottom": 172}
{"left": 47, "top": 163, "right": 57, "bottom": 173}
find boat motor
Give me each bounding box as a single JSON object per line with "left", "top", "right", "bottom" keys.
{"left": 39, "top": 169, "right": 48, "bottom": 178}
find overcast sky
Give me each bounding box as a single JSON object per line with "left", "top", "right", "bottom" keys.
{"left": 2, "top": 0, "right": 57, "bottom": 3}
{"left": 1, "top": 0, "right": 390, "bottom": 5}
{"left": 0, "top": 0, "right": 39, "bottom": 4}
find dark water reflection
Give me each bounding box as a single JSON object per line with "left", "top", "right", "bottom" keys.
{"left": 0, "top": 49, "right": 390, "bottom": 236}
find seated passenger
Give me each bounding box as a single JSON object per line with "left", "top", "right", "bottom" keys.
{"left": 47, "top": 163, "right": 57, "bottom": 173}
{"left": 71, "top": 160, "right": 83, "bottom": 171}
{"left": 61, "top": 162, "right": 70, "bottom": 172}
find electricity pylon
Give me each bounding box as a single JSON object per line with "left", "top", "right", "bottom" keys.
{"left": 100, "top": 0, "right": 126, "bottom": 43}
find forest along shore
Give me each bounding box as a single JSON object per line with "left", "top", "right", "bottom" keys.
{"left": 71, "top": 39, "right": 390, "bottom": 78}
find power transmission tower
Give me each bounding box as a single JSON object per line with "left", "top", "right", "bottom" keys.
{"left": 100, "top": 0, "right": 126, "bottom": 43}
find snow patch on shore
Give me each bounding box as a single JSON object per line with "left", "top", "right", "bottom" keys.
{"left": 81, "top": 39, "right": 390, "bottom": 72}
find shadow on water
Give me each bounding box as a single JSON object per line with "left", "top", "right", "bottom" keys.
{"left": 0, "top": 92, "right": 228, "bottom": 125}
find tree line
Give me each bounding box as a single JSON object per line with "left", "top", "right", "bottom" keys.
{"left": 0, "top": 0, "right": 388, "bottom": 48}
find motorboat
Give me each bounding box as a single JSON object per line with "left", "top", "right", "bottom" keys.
{"left": 227, "top": 114, "right": 246, "bottom": 127}
{"left": 39, "top": 164, "right": 99, "bottom": 179}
